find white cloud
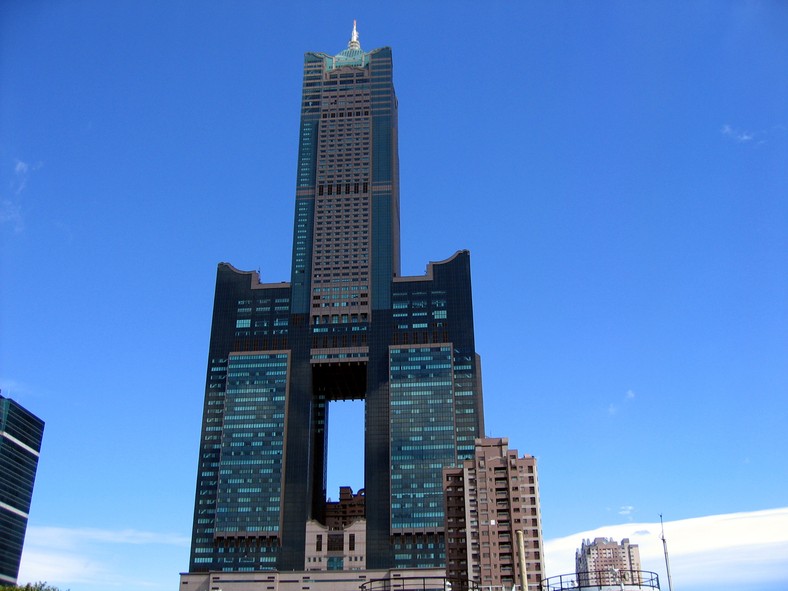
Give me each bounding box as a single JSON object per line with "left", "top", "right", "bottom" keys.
{"left": 607, "top": 390, "right": 635, "bottom": 416}
{"left": 18, "top": 526, "right": 188, "bottom": 588}
{"left": 0, "top": 198, "right": 24, "bottom": 233}
{"left": 544, "top": 507, "right": 788, "bottom": 590}
{"left": 719, "top": 123, "right": 786, "bottom": 145}
{"left": 25, "top": 526, "right": 189, "bottom": 549}
{"left": 18, "top": 548, "right": 107, "bottom": 585}
{"left": 2, "top": 158, "right": 42, "bottom": 233}
{"left": 0, "top": 378, "right": 35, "bottom": 400}
{"left": 11, "top": 158, "right": 40, "bottom": 196}
{"left": 721, "top": 123, "right": 754, "bottom": 142}
{"left": 618, "top": 505, "right": 635, "bottom": 517}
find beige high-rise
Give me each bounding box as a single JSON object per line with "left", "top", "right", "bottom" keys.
{"left": 575, "top": 537, "right": 642, "bottom": 586}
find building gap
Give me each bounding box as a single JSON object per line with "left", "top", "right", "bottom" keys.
{"left": 326, "top": 398, "right": 365, "bottom": 502}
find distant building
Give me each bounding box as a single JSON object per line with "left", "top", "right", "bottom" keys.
{"left": 443, "top": 438, "right": 544, "bottom": 590}
{"left": 0, "top": 395, "right": 44, "bottom": 586}
{"left": 325, "top": 487, "right": 366, "bottom": 530}
{"left": 575, "top": 537, "right": 642, "bottom": 586}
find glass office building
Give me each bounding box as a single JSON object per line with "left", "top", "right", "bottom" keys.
{"left": 0, "top": 395, "right": 44, "bottom": 586}
{"left": 188, "top": 25, "right": 485, "bottom": 574}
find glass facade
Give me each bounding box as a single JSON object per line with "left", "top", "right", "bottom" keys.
{"left": 216, "top": 352, "right": 289, "bottom": 536}
{"left": 0, "top": 395, "right": 44, "bottom": 586}
{"left": 189, "top": 276, "right": 292, "bottom": 571}
{"left": 390, "top": 345, "right": 456, "bottom": 531}
{"left": 188, "top": 27, "right": 484, "bottom": 575}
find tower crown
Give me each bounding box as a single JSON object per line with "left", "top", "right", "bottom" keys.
{"left": 348, "top": 20, "right": 361, "bottom": 50}
{"left": 333, "top": 20, "right": 365, "bottom": 67}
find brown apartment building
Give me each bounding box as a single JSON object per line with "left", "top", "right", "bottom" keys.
{"left": 444, "top": 438, "right": 544, "bottom": 591}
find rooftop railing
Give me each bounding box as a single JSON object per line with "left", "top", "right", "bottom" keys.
{"left": 360, "top": 577, "right": 479, "bottom": 591}
{"left": 540, "top": 570, "right": 660, "bottom": 591}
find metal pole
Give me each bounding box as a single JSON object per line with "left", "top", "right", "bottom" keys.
{"left": 660, "top": 514, "right": 675, "bottom": 591}
{"left": 516, "top": 530, "right": 528, "bottom": 591}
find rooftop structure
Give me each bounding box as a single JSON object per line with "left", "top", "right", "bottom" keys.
{"left": 325, "top": 487, "right": 365, "bottom": 530}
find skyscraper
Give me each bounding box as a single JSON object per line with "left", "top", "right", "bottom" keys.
{"left": 187, "top": 24, "right": 484, "bottom": 575}
{"left": 0, "top": 395, "right": 44, "bottom": 586}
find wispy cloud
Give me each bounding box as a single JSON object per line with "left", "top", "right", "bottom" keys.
{"left": 26, "top": 526, "right": 189, "bottom": 549}
{"left": 18, "top": 526, "right": 188, "bottom": 589}
{"left": 608, "top": 389, "right": 636, "bottom": 415}
{"left": 2, "top": 158, "right": 42, "bottom": 234}
{"left": 18, "top": 548, "right": 108, "bottom": 586}
{"left": 0, "top": 378, "right": 35, "bottom": 401}
{"left": 721, "top": 123, "right": 755, "bottom": 143}
{"left": 721, "top": 123, "right": 787, "bottom": 146}
{"left": 15, "top": 159, "right": 30, "bottom": 177}
{"left": 0, "top": 198, "right": 24, "bottom": 233}
{"left": 544, "top": 507, "right": 788, "bottom": 590}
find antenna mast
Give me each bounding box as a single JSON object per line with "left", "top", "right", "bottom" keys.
{"left": 660, "top": 514, "right": 675, "bottom": 591}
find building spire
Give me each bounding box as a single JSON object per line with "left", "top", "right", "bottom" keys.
{"left": 348, "top": 20, "right": 361, "bottom": 50}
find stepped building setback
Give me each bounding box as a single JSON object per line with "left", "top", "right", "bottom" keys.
{"left": 185, "top": 23, "right": 486, "bottom": 580}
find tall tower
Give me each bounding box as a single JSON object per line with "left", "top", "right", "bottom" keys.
{"left": 0, "top": 395, "right": 44, "bottom": 586}
{"left": 188, "top": 25, "right": 485, "bottom": 574}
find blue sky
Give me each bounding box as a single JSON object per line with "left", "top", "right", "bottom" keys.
{"left": 1, "top": 2, "right": 786, "bottom": 590}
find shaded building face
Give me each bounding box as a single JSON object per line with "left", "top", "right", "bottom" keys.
{"left": 188, "top": 26, "right": 484, "bottom": 573}
{"left": 0, "top": 395, "right": 44, "bottom": 586}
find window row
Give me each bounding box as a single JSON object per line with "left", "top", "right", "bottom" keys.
{"left": 318, "top": 182, "right": 369, "bottom": 195}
